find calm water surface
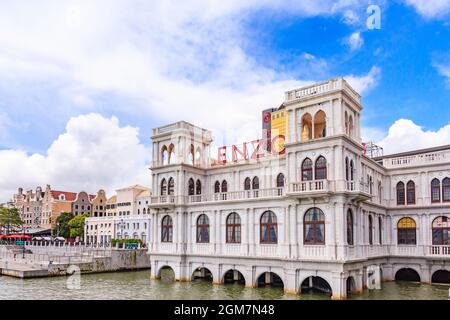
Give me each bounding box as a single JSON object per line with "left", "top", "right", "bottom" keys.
{"left": 0, "top": 270, "right": 448, "bottom": 300}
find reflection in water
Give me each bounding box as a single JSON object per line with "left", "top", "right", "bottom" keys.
{"left": 0, "top": 271, "right": 448, "bottom": 300}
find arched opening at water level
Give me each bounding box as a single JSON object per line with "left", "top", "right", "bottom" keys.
{"left": 431, "top": 270, "right": 450, "bottom": 285}
{"left": 395, "top": 268, "right": 421, "bottom": 282}
{"left": 256, "top": 272, "right": 284, "bottom": 289}
{"left": 223, "top": 269, "right": 246, "bottom": 286}
{"left": 301, "top": 276, "right": 332, "bottom": 296}
{"left": 192, "top": 267, "right": 213, "bottom": 282}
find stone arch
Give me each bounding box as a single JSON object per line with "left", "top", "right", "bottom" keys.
{"left": 192, "top": 266, "right": 213, "bottom": 282}
{"left": 223, "top": 269, "right": 246, "bottom": 286}
{"left": 256, "top": 271, "right": 284, "bottom": 289}
{"left": 301, "top": 113, "right": 312, "bottom": 142}
{"left": 431, "top": 270, "right": 450, "bottom": 285}
{"left": 395, "top": 267, "right": 421, "bottom": 282}
{"left": 300, "top": 276, "right": 333, "bottom": 296}
{"left": 346, "top": 276, "right": 356, "bottom": 294}
{"left": 168, "top": 143, "right": 176, "bottom": 165}
{"left": 157, "top": 265, "right": 176, "bottom": 281}
{"left": 314, "top": 110, "right": 326, "bottom": 139}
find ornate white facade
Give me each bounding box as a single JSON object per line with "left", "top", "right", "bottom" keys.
{"left": 147, "top": 78, "right": 450, "bottom": 299}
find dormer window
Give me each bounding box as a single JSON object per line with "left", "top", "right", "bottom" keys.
{"left": 59, "top": 194, "right": 65, "bottom": 201}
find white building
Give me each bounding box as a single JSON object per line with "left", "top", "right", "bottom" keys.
{"left": 85, "top": 185, "right": 152, "bottom": 246}
{"left": 147, "top": 78, "right": 450, "bottom": 299}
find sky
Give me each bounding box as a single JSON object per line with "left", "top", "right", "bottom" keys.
{"left": 1, "top": 0, "right": 450, "bottom": 201}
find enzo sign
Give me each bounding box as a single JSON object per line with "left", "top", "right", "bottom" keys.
{"left": 218, "top": 135, "right": 285, "bottom": 165}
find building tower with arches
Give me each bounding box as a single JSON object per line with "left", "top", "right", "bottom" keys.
{"left": 147, "top": 78, "right": 450, "bottom": 299}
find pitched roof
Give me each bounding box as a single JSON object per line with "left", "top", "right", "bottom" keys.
{"left": 51, "top": 191, "right": 77, "bottom": 201}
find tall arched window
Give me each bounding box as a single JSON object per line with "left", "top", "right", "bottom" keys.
{"left": 168, "top": 178, "right": 175, "bottom": 195}
{"left": 260, "top": 211, "right": 277, "bottom": 244}
{"left": 161, "top": 215, "right": 173, "bottom": 242}
{"left": 368, "top": 215, "right": 373, "bottom": 245}
{"left": 244, "top": 178, "right": 251, "bottom": 190}
{"left": 397, "top": 217, "right": 416, "bottom": 245}
{"left": 221, "top": 180, "right": 228, "bottom": 193}
{"left": 214, "top": 181, "right": 220, "bottom": 194}
{"left": 196, "top": 180, "right": 202, "bottom": 195}
{"left": 160, "top": 179, "right": 167, "bottom": 196}
{"left": 168, "top": 144, "right": 176, "bottom": 165}
{"left": 195, "top": 147, "right": 201, "bottom": 165}
{"left": 301, "top": 113, "right": 312, "bottom": 142}
{"left": 432, "top": 216, "right": 450, "bottom": 245}
{"left": 347, "top": 209, "right": 354, "bottom": 245}
{"left": 396, "top": 182, "right": 405, "bottom": 205}
{"left": 226, "top": 213, "right": 241, "bottom": 243}
{"left": 276, "top": 173, "right": 285, "bottom": 188}
{"left": 431, "top": 178, "right": 441, "bottom": 203}
{"left": 345, "top": 157, "right": 349, "bottom": 181}
{"left": 302, "top": 158, "right": 313, "bottom": 181}
{"left": 161, "top": 145, "right": 168, "bottom": 166}
{"left": 378, "top": 217, "right": 383, "bottom": 244}
{"left": 188, "top": 144, "right": 194, "bottom": 165}
{"left": 188, "top": 178, "right": 195, "bottom": 196}
{"left": 349, "top": 115, "right": 354, "bottom": 137}
{"left": 315, "top": 156, "right": 327, "bottom": 180}
{"left": 252, "top": 177, "right": 260, "bottom": 189}
{"left": 407, "top": 181, "right": 416, "bottom": 205}
{"left": 350, "top": 160, "right": 354, "bottom": 181}
{"left": 304, "top": 208, "right": 325, "bottom": 245}
{"left": 314, "top": 110, "right": 326, "bottom": 138}
{"left": 196, "top": 214, "right": 210, "bottom": 243}
{"left": 345, "top": 112, "right": 349, "bottom": 135}
{"left": 443, "top": 178, "right": 450, "bottom": 202}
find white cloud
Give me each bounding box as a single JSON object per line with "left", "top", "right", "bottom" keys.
{"left": 376, "top": 119, "right": 450, "bottom": 154}
{"left": 0, "top": 114, "right": 149, "bottom": 201}
{"left": 404, "top": 0, "right": 450, "bottom": 18}
{"left": 346, "top": 32, "right": 364, "bottom": 51}
{"left": 434, "top": 62, "right": 450, "bottom": 85}
{"left": 344, "top": 66, "right": 381, "bottom": 94}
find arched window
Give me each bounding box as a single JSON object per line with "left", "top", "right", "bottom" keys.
{"left": 397, "top": 217, "right": 416, "bottom": 245}
{"left": 432, "top": 216, "right": 450, "bottom": 245}
{"left": 196, "top": 214, "right": 210, "bottom": 243}
{"left": 161, "top": 215, "right": 173, "bottom": 242}
{"left": 276, "top": 173, "right": 285, "bottom": 188}
{"left": 226, "top": 213, "right": 241, "bottom": 243}
{"left": 168, "top": 144, "right": 176, "bottom": 165}
{"left": 260, "top": 211, "right": 277, "bottom": 244}
{"left": 302, "top": 158, "right": 313, "bottom": 181}
{"left": 345, "top": 112, "right": 349, "bottom": 135}
{"left": 188, "top": 178, "right": 195, "bottom": 196}
{"left": 301, "top": 113, "right": 312, "bottom": 142}
{"left": 304, "top": 208, "right": 325, "bottom": 245}
{"left": 345, "top": 157, "right": 349, "bottom": 181}
{"left": 349, "top": 115, "right": 354, "bottom": 137}
{"left": 378, "top": 217, "right": 383, "bottom": 244}
{"left": 314, "top": 110, "right": 326, "bottom": 139}
{"left": 396, "top": 182, "right": 405, "bottom": 205}
{"left": 350, "top": 160, "right": 354, "bottom": 181}
{"left": 252, "top": 177, "right": 260, "bottom": 190}
{"left": 244, "top": 178, "right": 251, "bottom": 191}
{"left": 406, "top": 181, "right": 416, "bottom": 205}
{"left": 161, "top": 145, "right": 168, "bottom": 166}
{"left": 195, "top": 147, "right": 201, "bottom": 165}
{"left": 315, "top": 156, "right": 327, "bottom": 180}
{"left": 347, "top": 209, "right": 354, "bottom": 245}
{"left": 196, "top": 180, "right": 202, "bottom": 195}
{"left": 368, "top": 215, "right": 373, "bottom": 245}
{"left": 214, "top": 181, "right": 220, "bottom": 194}
{"left": 431, "top": 178, "right": 441, "bottom": 203}
{"left": 221, "top": 180, "right": 228, "bottom": 193}
{"left": 160, "top": 179, "right": 167, "bottom": 196}
{"left": 168, "top": 178, "right": 175, "bottom": 195}
{"left": 188, "top": 144, "right": 194, "bottom": 165}
{"left": 443, "top": 178, "right": 450, "bottom": 202}
{"left": 143, "top": 208, "right": 146, "bottom": 214}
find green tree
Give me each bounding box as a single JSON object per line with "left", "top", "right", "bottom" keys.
{"left": 0, "top": 207, "right": 24, "bottom": 235}
{"left": 68, "top": 212, "right": 89, "bottom": 239}
{"left": 54, "top": 212, "right": 74, "bottom": 238}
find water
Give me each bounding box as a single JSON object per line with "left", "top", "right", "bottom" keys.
{"left": 0, "top": 270, "right": 448, "bottom": 300}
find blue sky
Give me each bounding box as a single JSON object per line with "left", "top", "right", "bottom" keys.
{"left": 1, "top": 0, "right": 450, "bottom": 200}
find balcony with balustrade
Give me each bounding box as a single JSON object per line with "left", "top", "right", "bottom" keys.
{"left": 344, "top": 180, "right": 372, "bottom": 201}
{"left": 287, "top": 180, "right": 332, "bottom": 198}
{"left": 186, "top": 187, "right": 286, "bottom": 205}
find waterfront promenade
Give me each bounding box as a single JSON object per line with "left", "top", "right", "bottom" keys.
{"left": 0, "top": 243, "right": 150, "bottom": 278}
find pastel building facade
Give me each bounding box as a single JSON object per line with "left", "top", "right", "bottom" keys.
{"left": 147, "top": 78, "right": 450, "bottom": 299}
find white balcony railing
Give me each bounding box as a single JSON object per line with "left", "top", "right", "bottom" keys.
{"left": 187, "top": 187, "right": 285, "bottom": 204}
{"left": 289, "top": 180, "right": 329, "bottom": 193}
{"left": 382, "top": 149, "right": 450, "bottom": 169}
{"left": 429, "top": 245, "right": 450, "bottom": 256}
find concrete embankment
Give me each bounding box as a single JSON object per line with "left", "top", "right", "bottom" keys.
{"left": 0, "top": 249, "right": 150, "bottom": 279}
